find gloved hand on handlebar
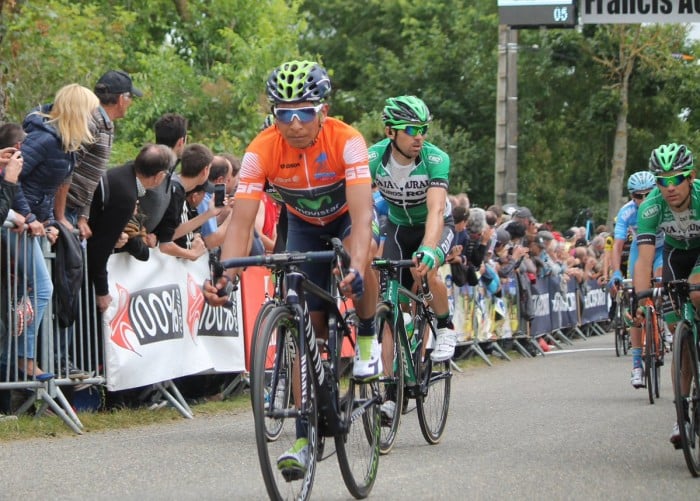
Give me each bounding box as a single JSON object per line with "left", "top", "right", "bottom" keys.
{"left": 608, "top": 270, "right": 624, "bottom": 291}
{"left": 340, "top": 267, "right": 364, "bottom": 298}
{"left": 414, "top": 245, "right": 438, "bottom": 270}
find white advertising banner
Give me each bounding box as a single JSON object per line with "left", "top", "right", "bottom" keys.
{"left": 103, "top": 250, "right": 244, "bottom": 391}
{"left": 581, "top": 0, "right": 700, "bottom": 23}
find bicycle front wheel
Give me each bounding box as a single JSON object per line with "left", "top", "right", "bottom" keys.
{"left": 645, "top": 310, "right": 657, "bottom": 404}
{"left": 614, "top": 303, "right": 623, "bottom": 357}
{"left": 415, "top": 318, "right": 451, "bottom": 444}
{"left": 376, "top": 303, "right": 403, "bottom": 455}
{"left": 252, "top": 306, "right": 319, "bottom": 500}
{"left": 672, "top": 320, "right": 700, "bottom": 477}
{"left": 335, "top": 378, "right": 380, "bottom": 499}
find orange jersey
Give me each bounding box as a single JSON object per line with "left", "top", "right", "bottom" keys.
{"left": 236, "top": 117, "right": 371, "bottom": 226}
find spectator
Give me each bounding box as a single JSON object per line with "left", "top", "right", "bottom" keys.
{"left": 196, "top": 155, "right": 235, "bottom": 249}
{"left": 55, "top": 69, "right": 142, "bottom": 239}
{"left": 140, "top": 113, "right": 188, "bottom": 233}
{"left": 11, "top": 83, "right": 99, "bottom": 379}
{"left": 153, "top": 143, "right": 213, "bottom": 261}
{"left": 0, "top": 124, "right": 26, "bottom": 227}
{"left": 87, "top": 144, "right": 175, "bottom": 313}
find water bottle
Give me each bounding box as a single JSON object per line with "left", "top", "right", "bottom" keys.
{"left": 274, "top": 373, "right": 286, "bottom": 409}
{"left": 402, "top": 312, "right": 414, "bottom": 339}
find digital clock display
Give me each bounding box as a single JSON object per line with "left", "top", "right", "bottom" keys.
{"left": 498, "top": 0, "right": 577, "bottom": 28}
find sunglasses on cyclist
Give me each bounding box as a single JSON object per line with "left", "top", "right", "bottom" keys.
{"left": 393, "top": 124, "right": 429, "bottom": 137}
{"left": 656, "top": 171, "right": 691, "bottom": 188}
{"left": 272, "top": 104, "right": 323, "bottom": 125}
{"left": 632, "top": 191, "right": 650, "bottom": 200}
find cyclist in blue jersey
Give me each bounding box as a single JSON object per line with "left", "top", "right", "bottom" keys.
{"left": 609, "top": 171, "right": 663, "bottom": 388}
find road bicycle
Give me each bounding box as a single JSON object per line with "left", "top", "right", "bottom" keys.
{"left": 372, "top": 256, "right": 452, "bottom": 455}
{"left": 611, "top": 279, "right": 633, "bottom": 357}
{"left": 636, "top": 278, "right": 666, "bottom": 405}
{"left": 666, "top": 279, "right": 700, "bottom": 476}
{"left": 219, "top": 239, "right": 380, "bottom": 500}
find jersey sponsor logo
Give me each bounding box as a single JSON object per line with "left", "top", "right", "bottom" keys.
{"left": 642, "top": 205, "right": 660, "bottom": 218}
{"left": 298, "top": 196, "right": 332, "bottom": 211}
{"left": 368, "top": 150, "right": 379, "bottom": 161}
{"left": 237, "top": 181, "right": 263, "bottom": 194}
{"left": 313, "top": 152, "right": 336, "bottom": 180}
{"left": 427, "top": 154, "right": 442, "bottom": 164}
{"left": 280, "top": 162, "right": 300, "bottom": 169}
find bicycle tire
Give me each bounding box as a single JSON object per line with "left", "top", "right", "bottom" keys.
{"left": 415, "top": 317, "right": 451, "bottom": 444}
{"left": 614, "top": 301, "right": 623, "bottom": 357}
{"left": 672, "top": 320, "right": 700, "bottom": 477}
{"left": 248, "top": 300, "right": 275, "bottom": 391}
{"left": 335, "top": 378, "right": 380, "bottom": 499}
{"left": 645, "top": 310, "right": 657, "bottom": 404}
{"left": 248, "top": 301, "right": 287, "bottom": 440}
{"left": 615, "top": 325, "right": 624, "bottom": 357}
{"left": 252, "top": 306, "right": 319, "bottom": 500}
{"left": 375, "top": 303, "right": 404, "bottom": 455}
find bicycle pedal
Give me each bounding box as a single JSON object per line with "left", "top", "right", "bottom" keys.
{"left": 281, "top": 467, "right": 305, "bottom": 482}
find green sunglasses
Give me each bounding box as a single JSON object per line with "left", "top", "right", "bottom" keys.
{"left": 393, "top": 124, "right": 429, "bottom": 137}
{"left": 656, "top": 171, "right": 691, "bottom": 188}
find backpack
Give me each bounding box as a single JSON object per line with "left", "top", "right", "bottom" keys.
{"left": 52, "top": 221, "right": 84, "bottom": 327}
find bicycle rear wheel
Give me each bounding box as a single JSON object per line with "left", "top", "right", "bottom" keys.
{"left": 376, "top": 303, "right": 403, "bottom": 455}
{"left": 415, "top": 317, "right": 451, "bottom": 444}
{"left": 672, "top": 320, "right": 700, "bottom": 477}
{"left": 252, "top": 306, "right": 319, "bottom": 500}
{"left": 335, "top": 378, "right": 380, "bottom": 499}
{"left": 645, "top": 310, "right": 657, "bottom": 404}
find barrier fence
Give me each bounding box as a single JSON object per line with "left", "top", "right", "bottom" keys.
{"left": 0, "top": 226, "right": 611, "bottom": 432}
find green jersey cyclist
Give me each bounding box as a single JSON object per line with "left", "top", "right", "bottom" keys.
{"left": 368, "top": 95, "right": 456, "bottom": 422}
{"left": 633, "top": 143, "right": 700, "bottom": 447}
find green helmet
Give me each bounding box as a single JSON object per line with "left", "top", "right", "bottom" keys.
{"left": 382, "top": 96, "right": 431, "bottom": 127}
{"left": 649, "top": 143, "right": 694, "bottom": 174}
{"left": 266, "top": 60, "right": 331, "bottom": 104}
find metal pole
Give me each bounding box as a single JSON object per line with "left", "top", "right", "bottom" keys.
{"left": 505, "top": 28, "right": 519, "bottom": 206}
{"left": 495, "top": 26, "right": 519, "bottom": 207}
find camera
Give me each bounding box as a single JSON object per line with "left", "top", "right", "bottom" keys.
{"left": 214, "top": 183, "right": 226, "bottom": 207}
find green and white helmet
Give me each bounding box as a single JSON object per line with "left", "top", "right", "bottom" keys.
{"left": 266, "top": 60, "right": 331, "bottom": 104}
{"left": 382, "top": 95, "right": 431, "bottom": 127}
{"left": 649, "top": 143, "right": 694, "bottom": 174}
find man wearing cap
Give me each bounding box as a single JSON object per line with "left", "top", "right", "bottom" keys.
{"left": 55, "top": 69, "right": 142, "bottom": 239}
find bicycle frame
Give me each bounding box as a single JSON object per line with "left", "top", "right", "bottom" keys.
{"left": 374, "top": 258, "right": 434, "bottom": 391}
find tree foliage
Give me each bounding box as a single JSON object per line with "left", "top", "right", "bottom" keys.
{"left": 1, "top": 1, "right": 699, "bottom": 230}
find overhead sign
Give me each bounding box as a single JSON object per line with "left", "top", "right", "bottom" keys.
{"left": 498, "top": 0, "right": 577, "bottom": 28}
{"left": 581, "top": 1, "right": 700, "bottom": 23}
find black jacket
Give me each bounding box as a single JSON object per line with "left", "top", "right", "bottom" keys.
{"left": 87, "top": 162, "right": 139, "bottom": 296}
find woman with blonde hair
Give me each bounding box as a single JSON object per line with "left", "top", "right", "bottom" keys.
{"left": 9, "top": 83, "right": 99, "bottom": 380}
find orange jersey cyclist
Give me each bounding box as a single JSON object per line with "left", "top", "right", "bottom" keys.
{"left": 205, "top": 60, "right": 380, "bottom": 477}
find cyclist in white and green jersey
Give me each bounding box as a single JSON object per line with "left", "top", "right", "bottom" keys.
{"left": 634, "top": 143, "right": 700, "bottom": 448}
{"left": 368, "top": 95, "right": 456, "bottom": 422}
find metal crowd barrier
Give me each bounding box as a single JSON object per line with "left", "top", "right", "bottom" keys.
{"left": 1, "top": 225, "right": 106, "bottom": 433}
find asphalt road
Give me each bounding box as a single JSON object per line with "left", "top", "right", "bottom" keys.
{"left": 2, "top": 332, "right": 699, "bottom": 500}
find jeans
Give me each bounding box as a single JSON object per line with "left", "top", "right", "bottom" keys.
{"left": 9, "top": 233, "right": 53, "bottom": 360}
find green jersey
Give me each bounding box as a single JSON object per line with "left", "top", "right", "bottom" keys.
{"left": 636, "top": 179, "right": 700, "bottom": 250}
{"left": 368, "top": 138, "right": 450, "bottom": 226}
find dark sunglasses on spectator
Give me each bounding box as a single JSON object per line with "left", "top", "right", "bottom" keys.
{"left": 632, "top": 191, "right": 650, "bottom": 200}
{"left": 656, "top": 171, "right": 691, "bottom": 188}
{"left": 394, "top": 124, "right": 429, "bottom": 137}
{"left": 272, "top": 104, "right": 323, "bottom": 124}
